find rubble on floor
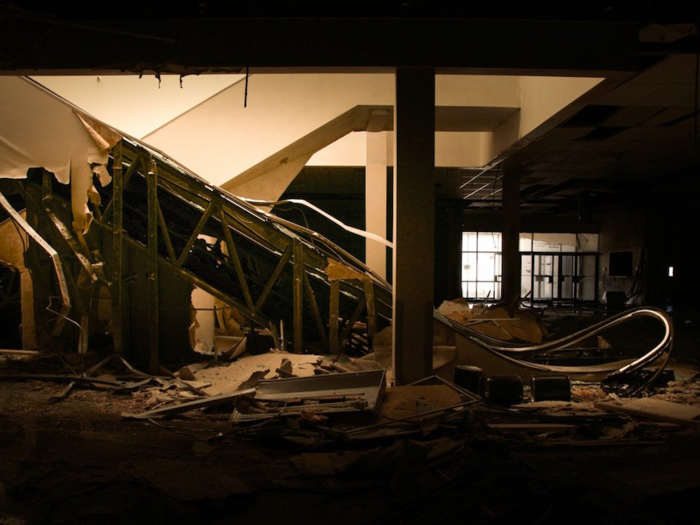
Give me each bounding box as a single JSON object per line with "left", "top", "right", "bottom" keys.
{"left": 437, "top": 298, "right": 547, "bottom": 343}
{"left": 188, "top": 351, "right": 324, "bottom": 396}
{"left": 231, "top": 369, "right": 387, "bottom": 423}
{"left": 4, "top": 345, "right": 700, "bottom": 440}
{"left": 3, "top": 344, "right": 700, "bottom": 524}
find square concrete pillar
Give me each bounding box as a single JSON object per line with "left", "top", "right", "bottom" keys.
{"left": 392, "top": 68, "right": 435, "bottom": 384}
{"left": 366, "top": 130, "right": 389, "bottom": 279}
{"left": 501, "top": 170, "right": 521, "bottom": 304}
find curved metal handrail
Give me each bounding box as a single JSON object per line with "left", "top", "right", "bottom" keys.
{"left": 437, "top": 306, "right": 674, "bottom": 381}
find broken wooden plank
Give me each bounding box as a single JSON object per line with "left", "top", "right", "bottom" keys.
{"left": 595, "top": 398, "right": 700, "bottom": 429}
{"left": 122, "top": 388, "right": 256, "bottom": 420}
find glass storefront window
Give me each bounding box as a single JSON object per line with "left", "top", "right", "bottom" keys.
{"left": 461, "top": 232, "right": 599, "bottom": 302}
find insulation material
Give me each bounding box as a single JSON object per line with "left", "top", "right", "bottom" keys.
{"left": 0, "top": 77, "right": 121, "bottom": 232}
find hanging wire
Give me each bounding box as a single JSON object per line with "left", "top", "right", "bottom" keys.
{"left": 46, "top": 296, "right": 82, "bottom": 332}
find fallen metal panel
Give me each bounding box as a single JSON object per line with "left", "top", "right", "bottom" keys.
{"left": 409, "top": 374, "right": 482, "bottom": 403}
{"left": 232, "top": 369, "right": 386, "bottom": 422}
{"left": 122, "top": 388, "right": 256, "bottom": 420}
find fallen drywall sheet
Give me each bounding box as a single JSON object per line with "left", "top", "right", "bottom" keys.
{"left": 0, "top": 77, "right": 120, "bottom": 232}
{"left": 232, "top": 369, "right": 387, "bottom": 422}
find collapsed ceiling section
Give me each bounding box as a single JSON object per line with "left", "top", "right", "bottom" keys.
{"left": 0, "top": 75, "right": 393, "bottom": 367}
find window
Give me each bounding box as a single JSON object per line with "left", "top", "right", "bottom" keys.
{"left": 461, "top": 232, "right": 599, "bottom": 303}
{"left": 461, "top": 232, "right": 502, "bottom": 300}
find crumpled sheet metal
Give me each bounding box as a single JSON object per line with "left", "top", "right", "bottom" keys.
{"left": 232, "top": 369, "right": 387, "bottom": 422}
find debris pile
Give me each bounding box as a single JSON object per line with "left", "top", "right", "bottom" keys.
{"left": 3, "top": 343, "right": 700, "bottom": 524}
{"left": 437, "top": 298, "right": 547, "bottom": 343}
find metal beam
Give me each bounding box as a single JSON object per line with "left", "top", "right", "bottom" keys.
{"left": 176, "top": 199, "right": 216, "bottom": 268}
{"left": 219, "top": 205, "right": 254, "bottom": 311}
{"left": 254, "top": 244, "right": 292, "bottom": 312}
{"left": 292, "top": 239, "right": 304, "bottom": 353}
{"left": 0, "top": 191, "right": 72, "bottom": 333}
{"left": 156, "top": 200, "right": 176, "bottom": 262}
{"left": 147, "top": 159, "right": 159, "bottom": 374}
{"left": 341, "top": 293, "right": 365, "bottom": 345}
{"left": 329, "top": 280, "right": 340, "bottom": 354}
{"left": 303, "top": 271, "right": 328, "bottom": 351}
{"left": 111, "top": 141, "right": 124, "bottom": 355}
{"left": 102, "top": 153, "right": 142, "bottom": 222}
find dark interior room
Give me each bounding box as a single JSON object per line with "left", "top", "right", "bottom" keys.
{"left": 2, "top": 2, "right": 700, "bottom": 523}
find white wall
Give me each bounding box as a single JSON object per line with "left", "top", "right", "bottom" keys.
{"left": 144, "top": 74, "right": 395, "bottom": 185}
{"left": 436, "top": 75, "right": 520, "bottom": 107}
{"left": 26, "top": 73, "right": 602, "bottom": 188}
{"left": 308, "top": 130, "right": 488, "bottom": 168}
{"left": 32, "top": 74, "right": 242, "bottom": 139}
{"left": 519, "top": 76, "right": 603, "bottom": 137}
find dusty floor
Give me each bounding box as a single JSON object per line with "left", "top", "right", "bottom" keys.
{"left": 1, "top": 377, "right": 700, "bottom": 524}
{"left": 0, "top": 381, "right": 396, "bottom": 524}
{"left": 2, "top": 308, "right": 700, "bottom": 524}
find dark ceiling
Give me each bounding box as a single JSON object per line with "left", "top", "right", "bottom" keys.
{"left": 1, "top": 0, "right": 699, "bottom": 218}
{"left": 0, "top": 1, "right": 696, "bottom": 21}
{"left": 1, "top": 1, "right": 687, "bottom": 74}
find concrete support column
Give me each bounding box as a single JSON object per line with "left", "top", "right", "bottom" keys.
{"left": 392, "top": 68, "right": 435, "bottom": 385}
{"left": 501, "top": 170, "right": 521, "bottom": 304}
{"left": 365, "top": 128, "right": 388, "bottom": 279}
